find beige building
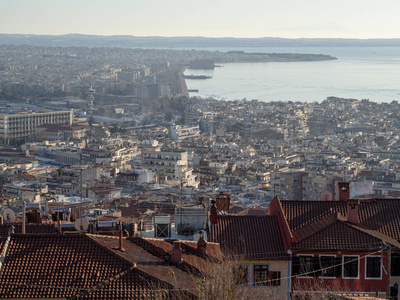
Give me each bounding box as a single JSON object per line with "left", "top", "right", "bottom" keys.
{"left": 170, "top": 125, "right": 200, "bottom": 141}
{"left": 0, "top": 109, "right": 73, "bottom": 143}
{"left": 302, "top": 172, "right": 333, "bottom": 201}
{"left": 271, "top": 171, "right": 303, "bottom": 200}
{"left": 141, "top": 148, "right": 198, "bottom": 187}
{"left": 35, "top": 124, "right": 90, "bottom": 141}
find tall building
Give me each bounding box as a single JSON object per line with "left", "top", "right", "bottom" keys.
{"left": 0, "top": 109, "right": 73, "bottom": 143}
{"left": 141, "top": 148, "right": 198, "bottom": 187}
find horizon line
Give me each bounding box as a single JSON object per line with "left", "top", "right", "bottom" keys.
{"left": 1, "top": 33, "right": 400, "bottom": 40}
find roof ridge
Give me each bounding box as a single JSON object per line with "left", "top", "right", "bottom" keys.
{"left": 293, "top": 210, "right": 343, "bottom": 242}
{"left": 275, "top": 196, "right": 294, "bottom": 240}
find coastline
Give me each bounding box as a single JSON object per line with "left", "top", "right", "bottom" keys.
{"left": 177, "top": 66, "right": 189, "bottom": 97}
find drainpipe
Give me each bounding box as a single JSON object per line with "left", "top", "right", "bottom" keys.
{"left": 287, "top": 249, "right": 292, "bottom": 300}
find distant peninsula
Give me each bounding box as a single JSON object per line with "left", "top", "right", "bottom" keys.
{"left": 1, "top": 33, "right": 400, "bottom": 48}
{"left": 188, "top": 51, "right": 336, "bottom": 68}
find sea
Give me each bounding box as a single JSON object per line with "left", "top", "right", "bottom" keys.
{"left": 183, "top": 47, "right": 400, "bottom": 103}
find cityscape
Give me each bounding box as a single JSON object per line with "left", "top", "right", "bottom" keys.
{"left": 1, "top": 1, "right": 400, "bottom": 298}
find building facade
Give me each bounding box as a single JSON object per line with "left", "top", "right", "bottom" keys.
{"left": 0, "top": 109, "right": 73, "bottom": 143}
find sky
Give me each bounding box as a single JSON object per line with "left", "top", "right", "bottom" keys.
{"left": 1, "top": 0, "right": 400, "bottom": 39}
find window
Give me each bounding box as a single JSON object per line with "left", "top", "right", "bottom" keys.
{"left": 318, "top": 256, "right": 341, "bottom": 278}
{"left": 366, "top": 256, "right": 381, "bottom": 278}
{"left": 343, "top": 256, "right": 359, "bottom": 278}
{"left": 319, "top": 256, "right": 336, "bottom": 277}
{"left": 391, "top": 254, "right": 400, "bottom": 276}
{"left": 253, "top": 264, "right": 280, "bottom": 286}
{"left": 253, "top": 265, "right": 268, "bottom": 286}
{"left": 233, "top": 264, "right": 248, "bottom": 285}
{"left": 266, "top": 271, "right": 281, "bottom": 287}
{"left": 299, "top": 256, "right": 313, "bottom": 276}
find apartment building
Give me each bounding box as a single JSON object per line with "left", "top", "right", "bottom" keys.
{"left": 0, "top": 109, "right": 73, "bottom": 143}
{"left": 169, "top": 125, "right": 200, "bottom": 141}
{"left": 302, "top": 172, "right": 333, "bottom": 200}
{"left": 271, "top": 171, "right": 303, "bottom": 200}
{"left": 141, "top": 148, "right": 198, "bottom": 187}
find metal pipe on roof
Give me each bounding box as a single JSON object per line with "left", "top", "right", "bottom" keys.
{"left": 22, "top": 202, "right": 26, "bottom": 235}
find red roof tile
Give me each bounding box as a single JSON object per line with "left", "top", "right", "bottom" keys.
{"left": 0, "top": 234, "right": 132, "bottom": 299}
{"left": 0, "top": 224, "right": 58, "bottom": 238}
{"left": 88, "top": 234, "right": 201, "bottom": 297}
{"left": 280, "top": 199, "right": 400, "bottom": 242}
{"left": 209, "top": 215, "right": 289, "bottom": 260}
{"left": 292, "top": 219, "right": 400, "bottom": 251}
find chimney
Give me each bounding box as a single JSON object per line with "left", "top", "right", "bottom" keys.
{"left": 117, "top": 221, "right": 126, "bottom": 252}
{"left": 210, "top": 200, "right": 218, "bottom": 225}
{"left": 171, "top": 241, "right": 182, "bottom": 263}
{"left": 346, "top": 199, "right": 360, "bottom": 225}
{"left": 197, "top": 231, "right": 207, "bottom": 252}
{"left": 338, "top": 182, "right": 350, "bottom": 201}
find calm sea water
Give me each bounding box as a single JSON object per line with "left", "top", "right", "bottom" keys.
{"left": 183, "top": 47, "right": 400, "bottom": 103}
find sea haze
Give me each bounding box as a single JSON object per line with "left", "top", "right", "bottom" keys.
{"left": 184, "top": 47, "right": 400, "bottom": 103}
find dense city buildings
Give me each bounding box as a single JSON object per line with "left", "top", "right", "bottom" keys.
{"left": 2, "top": 44, "right": 400, "bottom": 298}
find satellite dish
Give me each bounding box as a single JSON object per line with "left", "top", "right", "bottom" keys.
{"left": 74, "top": 218, "right": 89, "bottom": 232}
{"left": 320, "top": 191, "right": 333, "bottom": 201}
{"left": 2, "top": 208, "right": 16, "bottom": 223}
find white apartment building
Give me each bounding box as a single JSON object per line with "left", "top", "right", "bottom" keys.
{"left": 170, "top": 125, "right": 200, "bottom": 141}
{"left": 141, "top": 148, "right": 198, "bottom": 187}
{"left": 0, "top": 109, "right": 73, "bottom": 143}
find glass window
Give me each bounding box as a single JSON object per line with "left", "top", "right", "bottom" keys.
{"left": 267, "top": 271, "right": 281, "bottom": 287}
{"left": 343, "top": 256, "right": 359, "bottom": 278}
{"left": 299, "top": 256, "right": 313, "bottom": 276}
{"left": 253, "top": 265, "right": 268, "bottom": 286}
{"left": 391, "top": 254, "right": 400, "bottom": 276}
{"left": 320, "top": 256, "right": 336, "bottom": 277}
{"left": 366, "top": 257, "right": 381, "bottom": 278}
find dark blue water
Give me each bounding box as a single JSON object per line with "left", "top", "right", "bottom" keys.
{"left": 183, "top": 47, "right": 400, "bottom": 103}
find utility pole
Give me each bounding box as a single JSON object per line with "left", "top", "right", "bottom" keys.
{"left": 387, "top": 244, "right": 392, "bottom": 299}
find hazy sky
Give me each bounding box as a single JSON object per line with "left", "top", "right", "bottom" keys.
{"left": 1, "top": 0, "right": 399, "bottom": 38}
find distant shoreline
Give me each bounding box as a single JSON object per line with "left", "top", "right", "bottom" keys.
{"left": 2, "top": 33, "right": 400, "bottom": 48}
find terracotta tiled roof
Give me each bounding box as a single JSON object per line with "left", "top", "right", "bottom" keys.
{"left": 292, "top": 211, "right": 346, "bottom": 242}
{"left": 20, "top": 172, "right": 37, "bottom": 180}
{"left": 236, "top": 207, "right": 268, "bottom": 216}
{"left": 139, "top": 238, "right": 223, "bottom": 273}
{"left": 292, "top": 219, "right": 400, "bottom": 251}
{"left": 0, "top": 234, "right": 196, "bottom": 299}
{"left": 0, "top": 237, "right": 6, "bottom": 256}
{"left": 0, "top": 224, "right": 58, "bottom": 238}
{"left": 0, "top": 234, "right": 132, "bottom": 299}
{"left": 209, "top": 215, "right": 289, "bottom": 260}
{"left": 280, "top": 200, "right": 347, "bottom": 232}
{"left": 281, "top": 199, "right": 400, "bottom": 242}
{"left": 88, "top": 235, "right": 201, "bottom": 297}
{"left": 80, "top": 267, "right": 193, "bottom": 300}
